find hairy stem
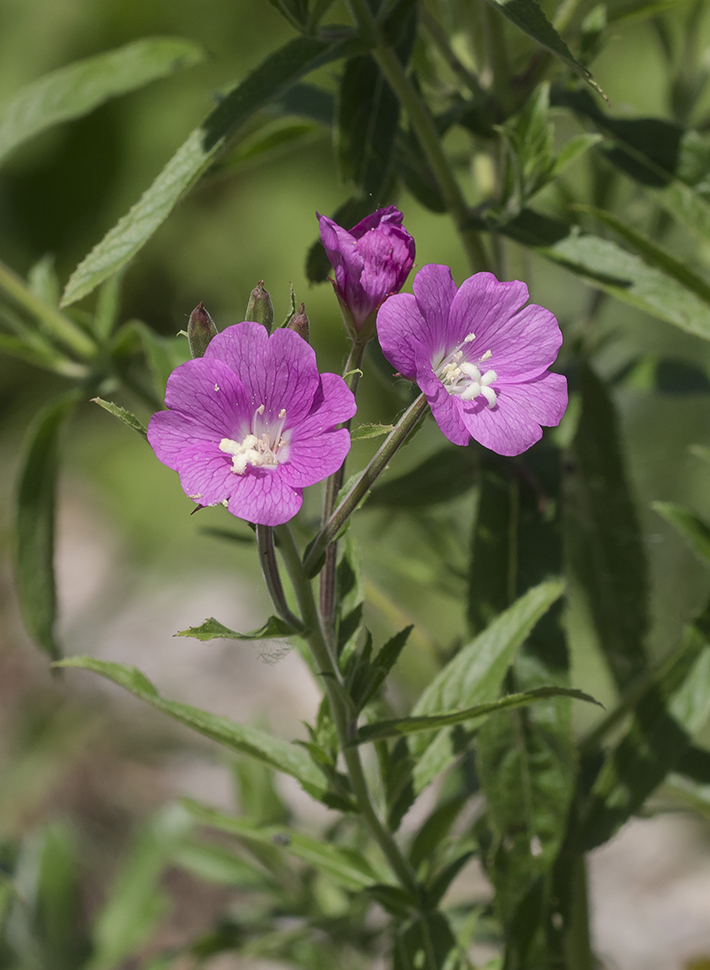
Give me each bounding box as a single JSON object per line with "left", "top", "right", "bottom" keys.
{"left": 564, "top": 854, "right": 594, "bottom": 970}
{"left": 346, "top": 0, "right": 489, "bottom": 274}
{"left": 304, "top": 393, "right": 429, "bottom": 576}
{"left": 256, "top": 524, "right": 305, "bottom": 632}
{"left": 274, "top": 524, "right": 420, "bottom": 898}
{"left": 319, "top": 339, "right": 367, "bottom": 636}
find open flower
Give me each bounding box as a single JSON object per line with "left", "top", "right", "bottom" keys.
{"left": 147, "top": 322, "right": 356, "bottom": 525}
{"left": 318, "top": 205, "right": 415, "bottom": 339}
{"left": 377, "top": 264, "right": 567, "bottom": 456}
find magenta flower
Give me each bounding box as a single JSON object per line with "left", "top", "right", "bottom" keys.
{"left": 147, "top": 322, "right": 356, "bottom": 526}
{"left": 318, "top": 205, "right": 416, "bottom": 338}
{"left": 377, "top": 265, "right": 567, "bottom": 456}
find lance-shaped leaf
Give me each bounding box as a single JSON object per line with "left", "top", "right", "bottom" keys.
{"left": 541, "top": 232, "right": 710, "bottom": 341}
{"left": 652, "top": 501, "right": 710, "bottom": 566}
{"left": 352, "top": 687, "right": 598, "bottom": 744}
{"left": 176, "top": 615, "right": 303, "bottom": 640}
{"left": 0, "top": 37, "right": 204, "bottom": 166}
{"left": 54, "top": 658, "right": 327, "bottom": 799}
{"left": 579, "top": 602, "right": 710, "bottom": 848}
{"left": 565, "top": 363, "right": 649, "bottom": 690}
{"left": 62, "top": 34, "right": 364, "bottom": 306}
{"left": 483, "top": 0, "right": 603, "bottom": 95}
{"left": 181, "top": 799, "right": 382, "bottom": 891}
{"left": 14, "top": 396, "right": 77, "bottom": 659}
{"left": 92, "top": 398, "right": 147, "bottom": 439}
{"left": 411, "top": 578, "right": 565, "bottom": 794}
{"left": 368, "top": 445, "right": 479, "bottom": 508}
{"left": 350, "top": 423, "right": 396, "bottom": 441}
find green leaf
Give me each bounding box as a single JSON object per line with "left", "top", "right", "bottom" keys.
{"left": 541, "top": 231, "right": 710, "bottom": 340}
{"left": 577, "top": 205, "right": 710, "bottom": 305}
{"left": 87, "top": 806, "right": 192, "bottom": 970}
{"left": 549, "top": 133, "right": 602, "bottom": 178}
{"left": 181, "top": 800, "right": 382, "bottom": 891}
{"left": 54, "top": 657, "right": 327, "bottom": 799}
{"left": 94, "top": 271, "right": 123, "bottom": 341}
{"left": 28, "top": 254, "right": 60, "bottom": 308}
{"left": 580, "top": 603, "right": 710, "bottom": 848}
{"left": 14, "top": 396, "right": 77, "bottom": 659}
{"left": 91, "top": 398, "right": 147, "bottom": 439}
{"left": 176, "top": 615, "right": 302, "bottom": 640}
{"left": 483, "top": 0, "right": 604, "bottom": 95}
{"left": 336, "top": 535, "right": 364, "bottom": 660}
{"left": 653, "top": 501, "right": 710, "bottom": 565}
{"left": 61, "top": 34, "right": 364, "bottom": 306}
{"left": 338, "top": 54, "right": 400, "bottom": 197}
{"left": 565, "top": 363, "right": 649, "bottom": 690}
{"left": 411, "top": 579, "right": 565, "bottom": 794}
{"left": 125, "top": 320, "right": 182, "bottom": 399}
{"left": 0, "top": 37, "right": 204, "bottom": 166}
{"left": 352, "top": 687, "right": 598, "bottom": 744}
{"left": 368, "top": 445, "right": 478, "bottom": 508}
{"left": 350, "top": 423, "right": 397, "bottom": 440}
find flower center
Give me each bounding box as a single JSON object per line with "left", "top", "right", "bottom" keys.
{"left": 219, "top": 405, "right": 288, "bottom": 475}
{"left": 434, "top": 332, "right": 497, "bottom": 409}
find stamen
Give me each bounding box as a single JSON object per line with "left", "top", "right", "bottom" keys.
{"left": 278, "top": 408, "right": 286, "bottom": 419}
{"left": 256, "top": 404, "right": 265, "bottom": 415}
{"left": 464, "top": 332, "right": 476, "bottom": 343}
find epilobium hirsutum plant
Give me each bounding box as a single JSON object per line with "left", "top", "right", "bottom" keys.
{"left": 9, "top": 2, "right": 710, "bottom": 967}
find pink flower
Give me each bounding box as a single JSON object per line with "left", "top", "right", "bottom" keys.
{"left": 377, "top": 264, "right": 567, "bottom": 456}
{"left": 147, "top": 322, "right": 356, "bottom": 525}
{"left": 318, "top": 205, "right": 415, "bottom": 337}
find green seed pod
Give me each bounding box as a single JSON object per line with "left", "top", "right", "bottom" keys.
{"left": 188, "top": 301, "right": 217, "bottom": 358}
{"left": 245, "top": 280, "right": 274, "bottom": 334}
{"left": 287, "top": 303, "right": 309, "bottom": 343}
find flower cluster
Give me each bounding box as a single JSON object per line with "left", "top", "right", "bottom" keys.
{"left": 147, "top": 208, "right": 566, "bottom": 524}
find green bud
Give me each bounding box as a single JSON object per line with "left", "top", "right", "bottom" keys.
{"left": 287, "top": 303, "right": 310, "bottom": 343}
{"left": 245, "top": 280, "right": 274, "bottom": 334}
{"left": 188, "top": 301, "right": 217, "bottom": 358}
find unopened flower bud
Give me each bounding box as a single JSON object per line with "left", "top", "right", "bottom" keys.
{"left": 245, "top": 280, "right": 274, "bottom": 334}
{"left": 188, "top": 301, "right": 217, "bottom": 358}
{"left": 287, "top": 303, "right": 310, "bottom": 343}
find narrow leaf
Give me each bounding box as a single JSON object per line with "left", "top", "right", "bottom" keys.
{"left": 14, "top": 396, "right": 77, "bottom": 659}
{"left": 368, "top": 445, "right": 478, "bottom": 508}
{"left": 92, "top": 398, "right": 147, "bottom": 439}
{"left": 54, "top": 657, "right": 327, "bottom": 798}
{"left": 352, "top": 687, "right": 598, "bottom": 744}
{"left": 350, "top": 423, "right": 396, "bottom": 440}
{"left": 0, "top": 37, "right": 204, "bottom": 166}
{"left": 181, "top": 799, "right": 381, "bottom": 890}
{"left": 484, "top": 0, "right": 604, "bottom": 95}
{"left": 176, "top": 615, "right": 302, "bottom": 640}
{"left": 653, "top": 501, "right": 710, "bottom": 565}
{"left": 62, "top": 34, "right": 364, "bottom": 306}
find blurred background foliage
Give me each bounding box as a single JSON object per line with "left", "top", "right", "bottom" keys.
{"left": 5, "top": 0, "right": 710, "bottom": 966}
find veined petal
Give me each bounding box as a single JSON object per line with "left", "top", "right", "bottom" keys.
{"left": 227, "top": 470, "right": 303, "bottom": 526}
{"left": 412, "top": 264, "right": 459, "bottom": 355}
{"left": 377, "top": 292, "right": 426, "bottom": 382}
{"left": 499, "top": 371, "right": 568, "bottom": 425}
{"left": 281, "top": 428, "right": 352, "bottom": 488}
{"left": 416, "top": 358, "right": 470, "bottom": 446}
{"left": 475, "top": 303, "right": 563, "bottom": 383}
{"left": 298, "top": 373, "right": 357, "bottom": 436}
{"left": 175, "top": 442, "right": 235, "bottom": 507}
{"left": 448, "top": 273, "right": 529, "bottom": 351}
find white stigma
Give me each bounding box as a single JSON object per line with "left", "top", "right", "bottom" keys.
{"left": 219, "top": 406, "right": 288, "bottom": 475}
{"left": 434, "top": 332, "right": 498, "bottom": 408}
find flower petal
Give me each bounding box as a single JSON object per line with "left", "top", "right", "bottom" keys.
{"left": 281, "top": 428, "right": 352, "bottom": 488}
{"left": 318, "top": 212, "right": 364, "bottom": 306}
{"left": 377, "top": 292, "right": 427, "bottom": 381}
{"left": 148, "top": 358, "right": 251, "bottom": 468}
{"left": 227, "top": 469, "right": 303, "bottom": 526}
{"left": 412, "top": 264, "right": 459, "bottom": 356}
{"left": 480, "top": 303, "right": 563, "bottom": 383}
{"left": 460, "top": 372, "right": 567, "bottom": 456}
{"left": 350, "top": 205, "right": 404, "bottom": 238}
{"left": 174, "top": 442, "right": 235, "bottom": 506}
{"left": 448, "top": 272, "right": 529, "bottom": 353}
{"left": 205, "top": 322, "right": 319, "bottom": 423}
{"left": 415, "top": 359, "right": 470, "bottom": 446}
{"left": 297, "top": 373, "right": 357, "bottom": 436}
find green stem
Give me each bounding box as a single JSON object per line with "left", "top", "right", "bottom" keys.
{"left": 256, "top": 525, "right": 305, "bottom": 632}
{"left": 304, "top": 393, "right": 429, "bottom": 577}
{"left": 319, "top": 340, "right": 367, "bottom": 634}
{"left": 346, "top": 0, "right": 489, "bottom": 274}
{"left": 0, "top": 259, "right": 97, "bottom": 360}
{"left": 274, "top": 524, "right": 420, "bottom": 898}
{"left": 564, "top": 854, "right": 594, "bottom": 970}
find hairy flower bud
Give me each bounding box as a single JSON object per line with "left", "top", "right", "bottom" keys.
{"left": 317, "top": 206, "right": 415, "bottom": 342}
{"left": 287, "top": 303, "right": 310, "bottom": 343}
{"left": 188, "top": 301, "right": 218, "bottom": 358}
{"left": 245, "top": 280, "right": 274, "bottom": 334}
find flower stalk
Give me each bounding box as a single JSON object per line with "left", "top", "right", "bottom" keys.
{"left": 305, "top": 392, "right": 429, "bottom": 577}
{"left": 256, "top": 524, "right": 305, "bottom": 632}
